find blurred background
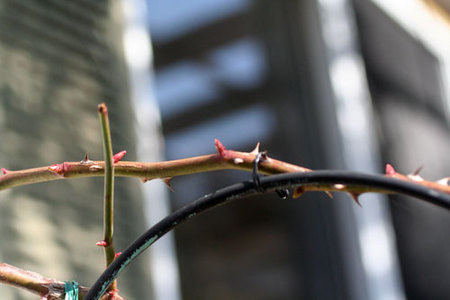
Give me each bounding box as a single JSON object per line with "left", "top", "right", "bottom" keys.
{"left": 0, "top": 0, "right": 450, "bottom": 299}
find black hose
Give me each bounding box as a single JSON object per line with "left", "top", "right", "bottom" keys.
{"left": 85, "top": 171, "right": 450, "bottom": 299}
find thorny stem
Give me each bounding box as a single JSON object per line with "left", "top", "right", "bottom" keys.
{"left": 0, "top": 140, "right": 310, "bottom": 191}
{"left": 97, "top": 103, "right": 118, "bottom": 294}
{"left": 1, "top": 140, "right": 450, "bottom": 199}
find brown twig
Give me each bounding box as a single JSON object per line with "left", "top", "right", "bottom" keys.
{"left": 2, "top": 140, "right": 450, "bottom": 200}
{"left": 0, "top": 139, "right": 309, "bottom": 191}
{"left": 0, "top": 263, "right": 124, "bottom": 299}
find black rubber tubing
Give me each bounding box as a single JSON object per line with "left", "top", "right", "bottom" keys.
{"left": 85, "top": 170, "right": 450, "bottom": 299}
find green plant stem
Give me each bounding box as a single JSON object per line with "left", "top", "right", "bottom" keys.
{"left": 97, "top": 103, "right": 117, "bottom": 294}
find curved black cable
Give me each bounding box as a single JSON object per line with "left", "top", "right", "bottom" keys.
{"left": 85, "top": 171, "right": 450, "bottom": 299}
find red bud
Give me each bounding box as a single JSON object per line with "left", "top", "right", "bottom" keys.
{"left": 96, "top": 240, "right": 108, "bottom": 247}
{"left": 214, "top": 139, "right": 226, "bottom": 156}
{"left": 113, "top": 150, "right": 127, "bottom": 163}
{"left": 385, "top": 164, "right": 396, "bottom": 176}
{"left": 48, "top": 164, "right": 63, "bottom": 174}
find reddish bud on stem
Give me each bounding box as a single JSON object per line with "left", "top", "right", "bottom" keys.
{"left": 214, "top": 139, "right": 226, "bottom": 155}
{"left": 1, "top": 168, "right": 8, "bottom": 175}
{"left": 214, "top": 139, "right": 232, "bottom": 159}
{"left": 113, "top": 151, "right": 127, "bottom": 163}
{"left": 96, "top": 240, "right": 108, "bottom": 247}
{"left": 385, "top": 164, "right": 396, "bottom": 176}
{"left": 48, "top": 164, "right": 64, "bottom": 174}
{"left": 106, "top": 289, "right": 120, "bottom": 299}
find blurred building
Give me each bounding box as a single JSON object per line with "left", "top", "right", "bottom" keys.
{"left": 0, "top": 0, "right": 155, "bottom": 299}
{"left": 147, "top": 0, "right": 450, "bottom": 299}
{"left": 1, "top": 0, "right": 449, "bottom": 299}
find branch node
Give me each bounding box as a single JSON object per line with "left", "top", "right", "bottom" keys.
{"left": 48, "top": 164, "right": 64, "bottom": 176}
{"left": 1, "top": 168, "right": 8, "bottom": 175}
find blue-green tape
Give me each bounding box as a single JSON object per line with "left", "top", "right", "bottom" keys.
{"left": 64, "top": 281, "right": 79, "bottom": 300}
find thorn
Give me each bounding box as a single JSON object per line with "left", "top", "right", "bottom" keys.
{"left": 1, "top": 168, "right": 8, "bottom": 175}
{"left": 162, "top": 177, "right": 174, "bottom": 191}
{"left": 349, "top": 192, "right": 362, "bottom": 207}
{"left": 407, "top": 166, "right": 424, "bottom": 181}
{"left": 437, "top": 177, "right": 450, "bottom": 186}
{"left": 385, "top": 164, "right": 396, "bottom": 176}
{"left": 96, "top": 240, "right": 108, "bottom": 247}
{"left": 325, "top": 191, "right": 334, "bottom": 199}
{"left": 412, "top": 166, "right": 423, "bottom": 176}
{"left": 80, "top": 153, "right": 93, "bottom": 165}
{"left": 113, "top": 150, "right": 127, "bottom": 163}
{"left": 114, "top": 252, "right": 122, "bottom": 259}
{"left": 250, "top": 142, "right": 261, "bottom": 155}
{"left": 293, "top": 187, "right": 304, "bottom": 198}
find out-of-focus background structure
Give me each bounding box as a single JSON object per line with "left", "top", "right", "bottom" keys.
{"left": 1, "top": 0, "right": 449, "bottom": 299}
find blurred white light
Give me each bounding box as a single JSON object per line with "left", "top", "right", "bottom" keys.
{"left": 123, "top": 26, "right": 152, "bottom": 70}
{"left": 360, "top": 223, "right": 394, "bottom": 277}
